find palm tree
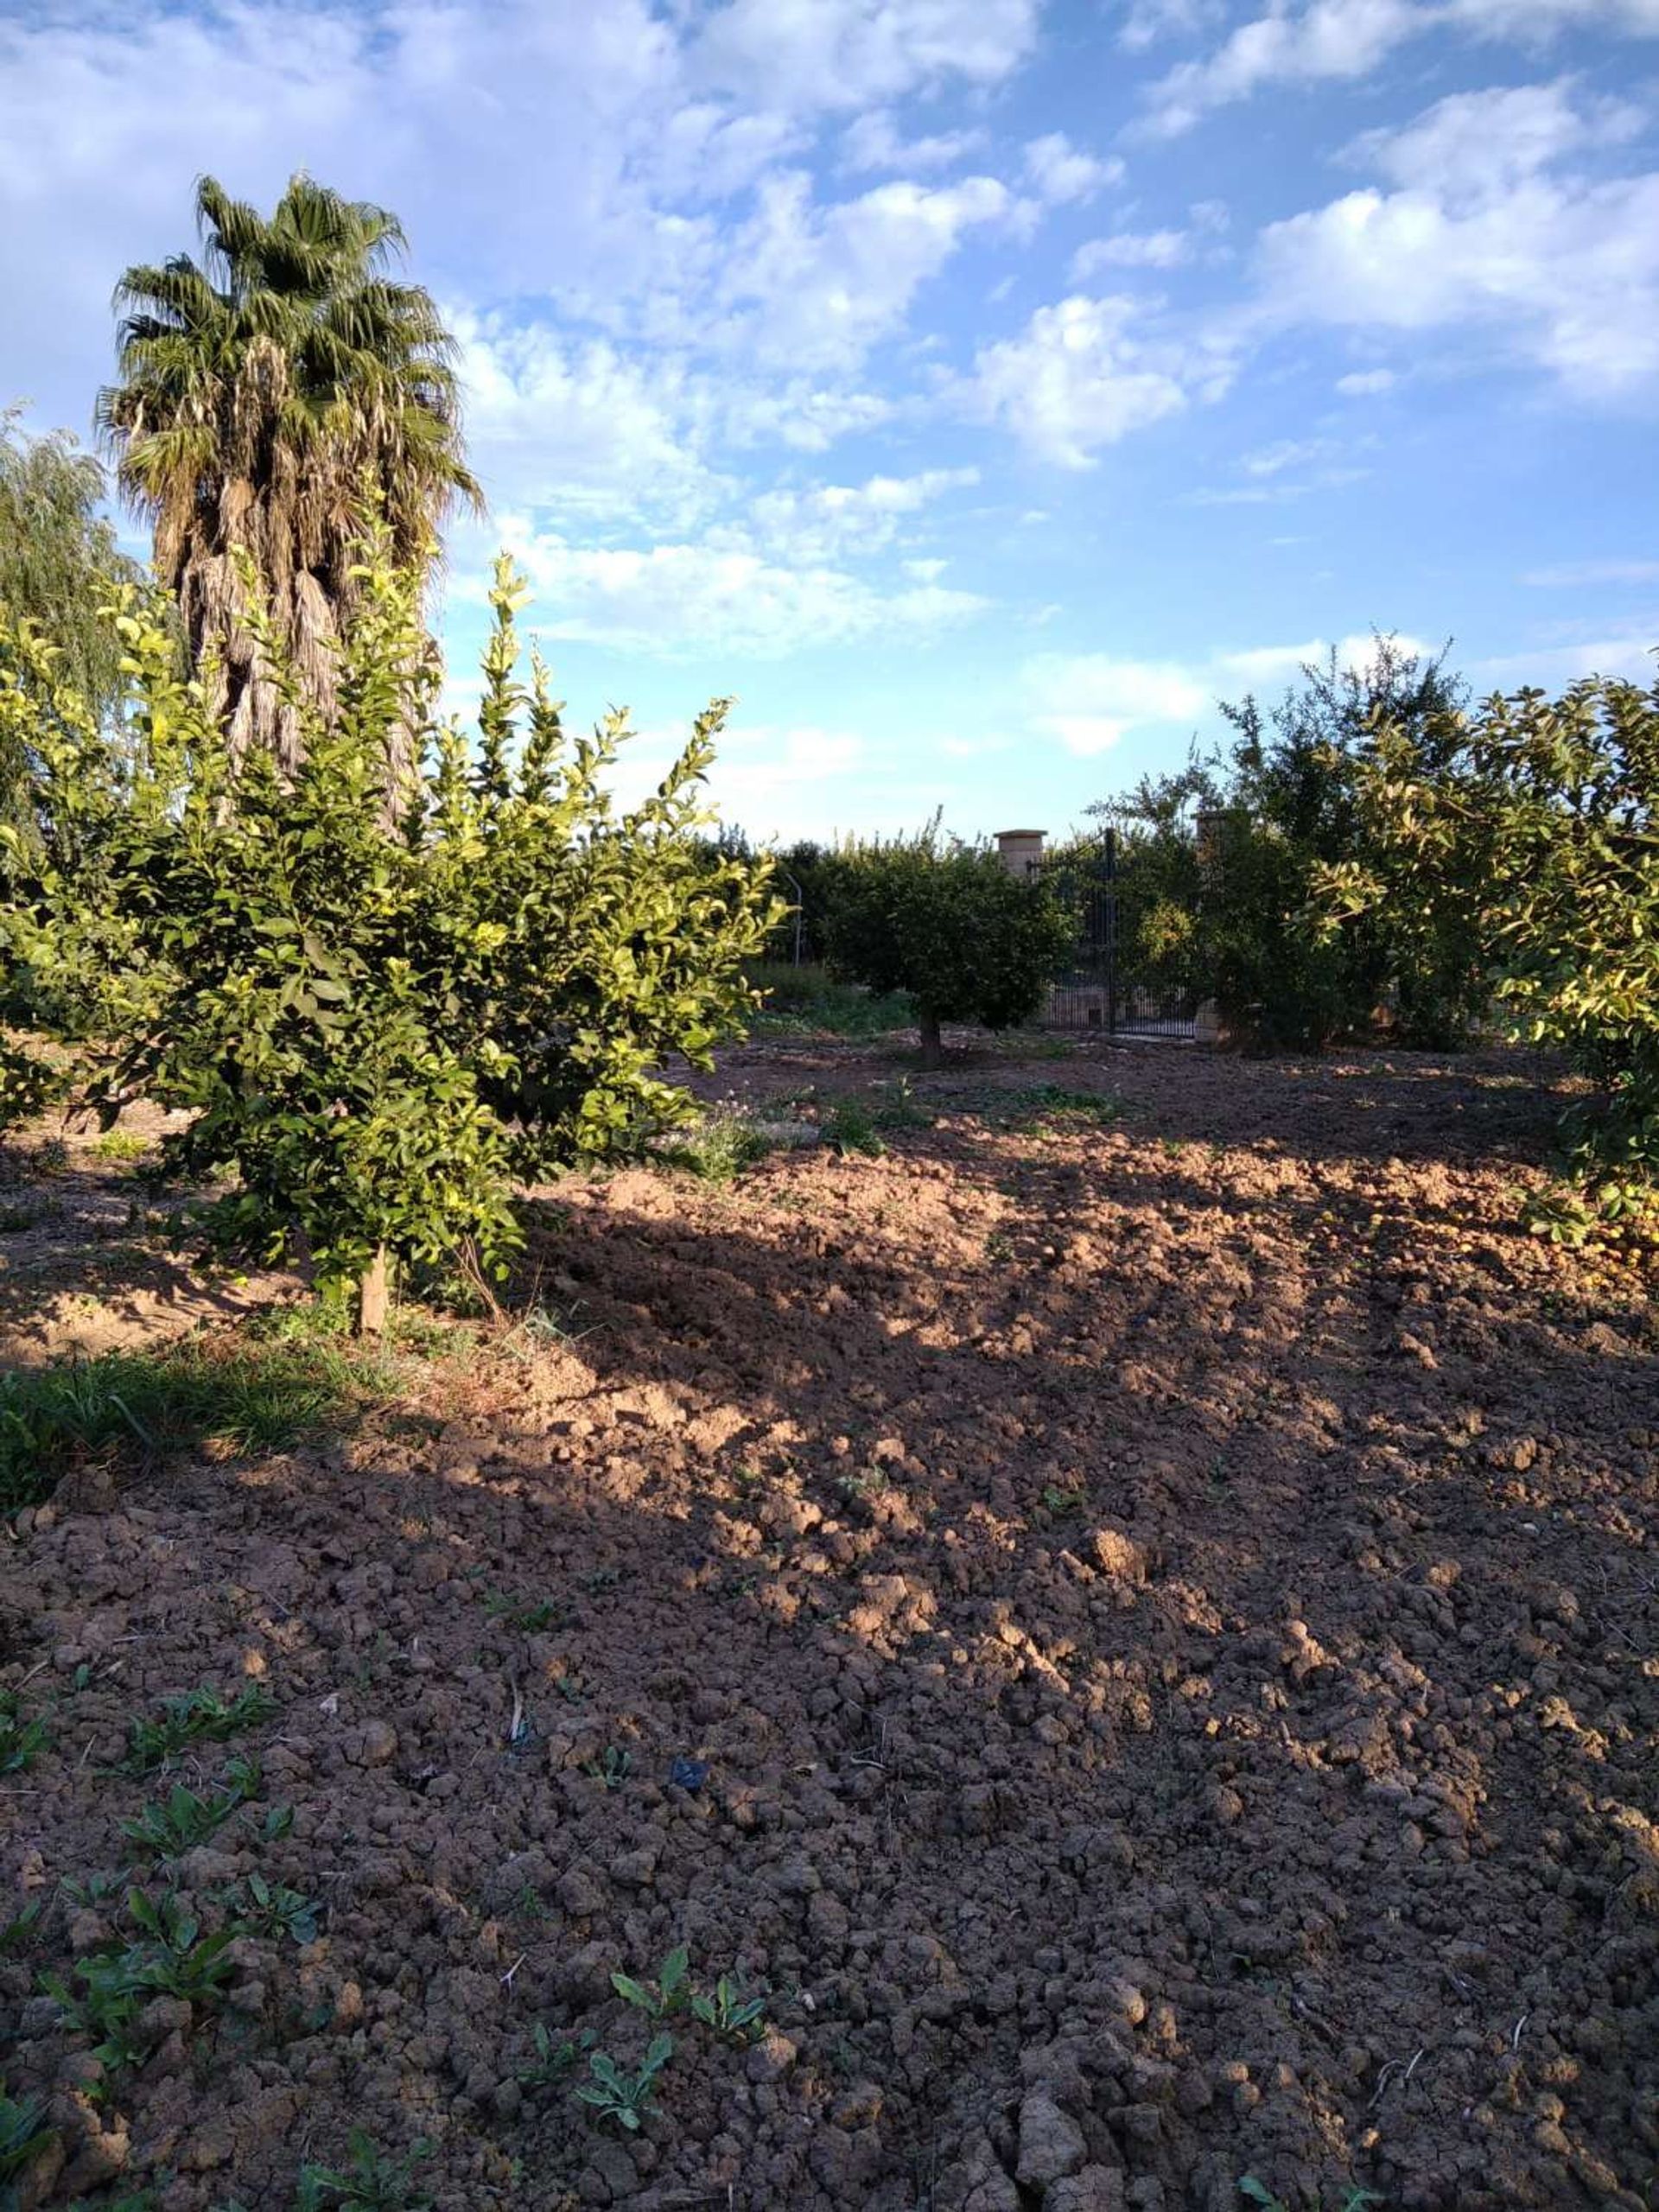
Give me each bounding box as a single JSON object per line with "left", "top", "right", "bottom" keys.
{"left": 99, "top": 174, "right": 480, "bottom": 771}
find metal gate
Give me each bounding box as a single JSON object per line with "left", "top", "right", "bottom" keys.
{"left": 1031, "top": 834, "right": 1197, "bottom": 1039}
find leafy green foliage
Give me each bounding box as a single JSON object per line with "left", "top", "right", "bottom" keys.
{"left": 658, "top": 1108, "right": 773, "bottom": 1183}
{"left": 745, "top": 958, "right": 915, "bottom": 1039}
{"left": 42, "top": 1888, "right": 242, "bottom": 2076}
{"left": 0, "top": 2081, "right": 55, "bottom": 2190}
{"left": 577, "top": 2033, "right": 674, "bottom": 2132}
{"left": 817, "top": 825, "right": 1075, "bottom": 1066}
{"left": 0, "top": 518, "right": 778, "bottom": 1317}
{"left": 229, "top": 1872, "right": 321, "bottom": 1946}
{"left": 0, "top": 1692, "right": 48, "bottom": 1776}
{"left": 1322, "top": 669, "right": 1659, "bottom": 1211}
{"left": 121, "top": 1685, "right": 276, "bottom": 1776}
{"left": 1239, "top": 2180, "right": 1383, "bottom": 2211}
{"left": 100, "top": 173, "right": 477, "bottom": 774}
{"left": 295, "top": 2130, "right": 432, "bottom": 2211}
{"left": 519, "top": 2021, "right": 595, "bottom": 2088}
{"left": 119, "top": 1758, "right": 262, "bottom": 1858}
{"left": 0, "top": 407, "right": 142, "bottom": 772}
{"left": 612, "top": 1945, "right": 691, "bottom": 2019}
{"left": 690, "top": 1972, "right": 767, "bottom": 2044}
{"left": 0, "top": 1332, "right": 381, "bottom": 1515}
{"left": 0, "top": 1035, "right": 66, "bottom": 1135}
{"left": 1093, "top": 639, "right": 1479, "bottom": 1050}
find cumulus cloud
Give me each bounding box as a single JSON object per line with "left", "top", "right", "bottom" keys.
{"left": 690, "top": 0, "right": 1042, "bottom": 112}
{"left": 1140, "top": 0, "right": 1659, "bottom": 136}
{"left": 1071, "top": 228, "right": 1191, "bottom": 276}
{"left": 839, "top": 108, "right": 984, "bottom": 172}
{"left": 1022, "top": 133, "right": 1125, "bottom": 206}
{"left": 1253, "top": 82, "right": 1659, "bottom": 396}
{"left": 742, "top": 467, "right": 981, "bottom": 563}
{"left": 487, "top": 518, "right": 988, "bottom": 658}
{"left": 969, "top": 296, "right": 1197, "bottom": 467}
{"left": 1026, "top": 652, "right": 1211, "bottom": 753}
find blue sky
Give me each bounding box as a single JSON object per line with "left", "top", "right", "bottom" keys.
{"left": 2, "top": 0, "right": 1656, "bottom": 843}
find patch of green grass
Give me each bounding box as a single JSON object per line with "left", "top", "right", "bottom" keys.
{"left": 658, "top": 1108, "right": 773, "bottom": 1184}
{"left": 747, "top": 961, "right": 915, "bottom": 1039}
{"left": 0, "top": 1326, "right": 390, "bottom": 1516}
{"left": 90, "top": 1129, "right": 153, "bottom": 1163}
{"left": 820, "top": 1098, "right": 886, "bottom": 1158}
{"left": 120, "top": 1684, "right": 276, "bottom": 1776}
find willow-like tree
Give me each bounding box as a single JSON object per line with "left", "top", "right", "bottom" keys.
{"left": 97, "top": 174, "right": 480, "bottom": 771}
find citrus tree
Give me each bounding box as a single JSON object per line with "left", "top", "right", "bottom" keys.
{"left": 817, "top": 829, "right": 1074, "bottom": 1067}
{"left": 0, "top": 519, "right": 779, "bottom": 1325}
{"left": 1319, "top": 668, "right": 1659, "bottom": 1227}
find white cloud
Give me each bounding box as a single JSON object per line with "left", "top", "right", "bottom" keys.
{"left": 711, "top": 169, "right": 1017, "bottom": 371}
{"left": 491, "top": 518, "right": 988, "bottom": 658}
{"left": 1474, "top": 636, "right": 1659, "bottom": 684}
{"left": 1217, "top": 632, "right": 1428, "bottom": 683}
{"left": 1141, "top": 0, "right": 1659, "bottom": 135}
{"left": 690, "top": 0, "right": 1042, "bottom": 112}
{"left": 1335, "top": 367, "right": 1395, "bottom": 395}
{"left": 741, "top": 466, "right": 980, "bottom": 562}
{"left": 454, "top": 312, "right": 721, "bottom": 527}
{"left": 1120, "top": 0, "right": 1229, "bottom": 49}
{"left": 840, "top": 108, "right": 984, "bottom": 172}
{"left": 1023, "top": 133, "right": 1125, "bottom": 207}
{"left": 1254, "top": 83, "right": 1659, "bottom": 397}
{"left": 969, "top": 295, "right": 1196, "bottom": 467}
{"left": 1522, "top": 559, "right": 1659, "bottom": 588}
{"left": 1071, "top": 227, "right": 1191, "bottom": 276}
{"left": 1027, "top": 632, "right": 1434, "bottom": 752}
{"left": 1026, "top": 651, "right": 1211, "bottom": 753}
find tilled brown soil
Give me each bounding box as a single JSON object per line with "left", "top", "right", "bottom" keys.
{"left": 3, "top": 1040, "right": 1656, "bottom": 2211}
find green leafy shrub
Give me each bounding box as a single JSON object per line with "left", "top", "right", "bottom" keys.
{"left": 0, "top": 518, "right": 779, "bottom": 1329}
{"left": 0, "top": 1035, "right": 65, "bottom": 1135}
{"left": 817, "top": 825, "right": 1075, "bottom": 1067}
{"left": 1092, "top": 639, "right": 1481, "bottom": 1051}
{"left": 1322, "top": 667, "right": 1659, "bottom": 1216}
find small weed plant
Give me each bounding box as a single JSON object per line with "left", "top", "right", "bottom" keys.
{"left": 296, "top": 2131, "right": 433, "bottom": 2211}
{"left": 0, "top": 1691, "right": 47, "bottom": 1774}
{"left": 0, "top": 2083, "right": 55, "bottom": 2190}
{"left": 44, "top": 1889, "right": 241, "bottom": 2076}
{"left": 121, "top": 1684, "right": 275, "bottom": 1774}
{"left": 1239, "top": 2182, "right": 1383, "bottom": 2212}
{"left": 612, "top": 1944, "right": 691, "bottom": 2019}
{"left": 519, "top": 2021, "right": 595, "bottom": 2088}
{"left": 119, "top": 1757, "right": 262, "bottom": 1857}
{"left": 578, "top": 2034, "right": 673, "bottom": 2133}
{"left": 691, "top": 1972, "right": 767, "bottom": 2044}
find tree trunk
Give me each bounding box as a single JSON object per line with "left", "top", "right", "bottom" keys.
{"left": 918, "top": 1007, "right": 944, "bottom": 1070}
{"left": 358, "top": 1244, "right": 391, "bottom": 1338}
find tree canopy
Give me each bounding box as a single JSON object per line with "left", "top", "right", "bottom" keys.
{"left": 98, "top": 174, "right": 480, "bottom": 772}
